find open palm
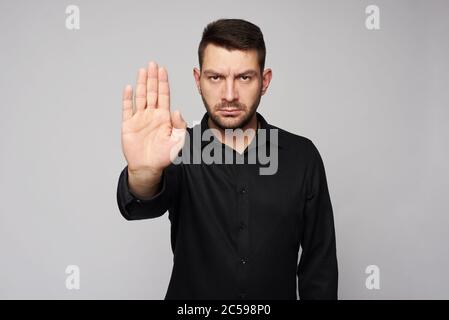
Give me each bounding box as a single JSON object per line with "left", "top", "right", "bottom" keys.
{"left": 121, "top": 61, "right": 186, "bottom": 174}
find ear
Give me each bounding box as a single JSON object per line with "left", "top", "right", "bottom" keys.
{"left": 193, "top": 67, "right": 202, "bottom": 94}
{"left": 261, "top": 68, "right": 272, "bottom": 96}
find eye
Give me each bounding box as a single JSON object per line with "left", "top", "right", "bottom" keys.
{"left": 240, "top": 75, "right": 251, "bottom": 81}
{"left": 208, "top": 75, "right": 221, "bottom": 81}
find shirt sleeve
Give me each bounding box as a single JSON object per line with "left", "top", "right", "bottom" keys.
{"left": 116, "top": 164, "right": 179, "bottom": 220}
{"left": 297, "top": 140, "right": 338, "bottom": 300}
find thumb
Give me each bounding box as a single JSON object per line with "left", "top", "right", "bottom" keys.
{"left": 171, "top": 110, "right": 187, "bottom": 129}
{"left": 168, "top": 110, "right": 187, "bottom": 162}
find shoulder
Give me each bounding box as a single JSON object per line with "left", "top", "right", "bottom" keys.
{"left": 267, "top": 123, "right": 317, "bottom": 156}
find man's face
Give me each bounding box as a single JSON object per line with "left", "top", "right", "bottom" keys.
{"left": 194, "top": 44, "right": 268, "bottom": 130}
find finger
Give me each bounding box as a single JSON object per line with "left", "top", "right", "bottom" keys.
{"left": 122, "top": 85, "right": 133, "bottom": 121}
{"left": 147, "top": 61, "right": 158, "bottom": 109}
{"left": 157, "top": 66, "right": 170, "bottom": 110}
{"left": 135, "top": 68, "right": 147, "bottom": 111}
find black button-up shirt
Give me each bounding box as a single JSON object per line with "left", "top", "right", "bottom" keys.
{"left": 116, "top": 112, "right": 338, "bottom": 300}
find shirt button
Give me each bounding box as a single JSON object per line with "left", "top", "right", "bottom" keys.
{"left": 239, "top": 222, "right": 246, "bottom": 231}
{"left": 239, "top": 292, "right": 247, "bottom": 299}
{"left": 240, "top": 187, "right": 247, "bottom": 194}
{"left": 240, "top": 258, "right": 247, "bottom": 265}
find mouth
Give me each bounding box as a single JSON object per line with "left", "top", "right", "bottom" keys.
{"left": 218, "top": 108, "right": 242, "bottom": 116}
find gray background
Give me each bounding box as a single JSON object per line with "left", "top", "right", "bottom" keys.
{"left": 1, "top": 0, "right": 448, "bottom": 299}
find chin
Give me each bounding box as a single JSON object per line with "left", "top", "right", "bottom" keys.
{"left": 213, "top": 113, "right": 247, "bottom": 129}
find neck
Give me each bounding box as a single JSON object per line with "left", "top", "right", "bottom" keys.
{"left": 207, "top": 113, "right": 259, "bottom": 154}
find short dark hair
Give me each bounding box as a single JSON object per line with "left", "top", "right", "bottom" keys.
{"left": 198, "top": 19, "right": 266, "bottom": 73}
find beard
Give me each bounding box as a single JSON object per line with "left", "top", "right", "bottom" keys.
{"left": 201, "top": 90, "right": 262, "bottom": 130}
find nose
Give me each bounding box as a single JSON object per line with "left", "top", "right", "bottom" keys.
{"left": 223, "top": 78, "right": 238, "bottom": 102}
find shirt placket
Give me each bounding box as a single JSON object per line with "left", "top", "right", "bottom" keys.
{"left": 235, "top": 154, "right": 250, "bottom": 300}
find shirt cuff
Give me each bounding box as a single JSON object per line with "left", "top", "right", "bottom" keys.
{"left": 121, "top": 166, "right": 167, "bottom": 208}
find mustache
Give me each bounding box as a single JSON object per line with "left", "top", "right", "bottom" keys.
{"left": 216, "top": 102, "right": 246, "bottom": 110}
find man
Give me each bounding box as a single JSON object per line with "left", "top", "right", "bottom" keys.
{"left": 117, "top": 18, "right": 338, "bottom": 300}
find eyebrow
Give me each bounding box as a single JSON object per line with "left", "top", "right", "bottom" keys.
{"left": 203, "top": 69, "right": 258, "bottom": 77}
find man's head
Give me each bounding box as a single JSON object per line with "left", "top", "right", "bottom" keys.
{"left": 194, "top": 19, "right": 272, "bottom": 130}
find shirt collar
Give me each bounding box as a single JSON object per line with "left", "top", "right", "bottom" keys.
{"left": 198, "top": 111, "right": 283, "bottom": 150}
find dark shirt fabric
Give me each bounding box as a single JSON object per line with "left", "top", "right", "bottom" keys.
{"left": 116, "top": 111, "right": 338, "bottom": 300}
